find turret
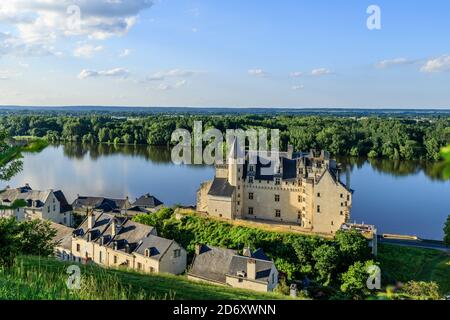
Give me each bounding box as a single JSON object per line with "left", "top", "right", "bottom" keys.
{"left": 228, "top": 138, "right": 244, "bottom": 187}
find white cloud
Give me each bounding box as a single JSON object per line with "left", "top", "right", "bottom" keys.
{"left": 119, "top": 48, "right": 132, "bottom": 58}
{"left": 376, "top": 58, "right": 414, "bottom": 69}
{"left": 420, "top": 55, "right": 450, "bottom": 73}
{"left": 147, "top": 69, "right": 198, "bottom": 81}
{"left": 155, "top": 79, "right": 187, "bottom": 91}
{"left": 248, "top": 69, "right": 267, "bottom": 77}
{"left": 74, "top": 44, "right": 103, "bottom": 58}
{"left": 311, "top": 68, "right": 333, "bottom": 76}
{"left": 77, "top": 68, "right": 129, "bottom": 79}
{"left": 291, "top": 85, "right": 304, "bottom": 91}
{"left": 0, "top": 1, "right": 154, "bottom": 56}
{"left": 290, "top": 71, "right": 303, "bottom": 78}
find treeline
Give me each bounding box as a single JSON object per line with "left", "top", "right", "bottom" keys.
{"left": 0, "top": 114, "right": 449, "bottom": 160}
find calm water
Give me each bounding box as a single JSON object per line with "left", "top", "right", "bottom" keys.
{"left": 3, "top": 144, "right": 449, "bottom": 240}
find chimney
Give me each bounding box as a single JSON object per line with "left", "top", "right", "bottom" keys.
{"left": 247, "top": 258, "right": 256, "bottom": 280}
{"left": 290, "top": 284, "right": 298, "bottom": 298}
{"left": 87, "top": 210, "right": 95, "bottom": 230}
{"left": 243, "top": 247, "right": 252, "bottom": 257}
{"left": 287, "top": 145, "right": 294, "bottom": 159}
{"left": 111, "top": 219, "right": 118, "bottom": 237}
{"left": 195, "top": 244, "right": 202, "bottom": 255}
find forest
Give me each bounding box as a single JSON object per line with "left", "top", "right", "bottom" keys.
{"left": 0, "top": 113, "right": 449, "bottom": 160}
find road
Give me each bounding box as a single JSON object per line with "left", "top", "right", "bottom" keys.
{"left": 378, "top": 236, "right": 450, "bottom": 253}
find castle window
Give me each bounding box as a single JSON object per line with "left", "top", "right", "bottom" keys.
{"left": 114, "top": 256, "right": 118, "bottom": 264}
{"left": 275, "top": 210, "right": 281, "bottom": 218}
{"left": 331, "top": 221, "right": 334, "bottom": 226}
{"left": 347, "top": 195, "right": 350, "bottom": 201}
{"left": 317, "top": 193, "right": 321, "bottom": 197}
{"left": 149, "top": 267, "right": 155, "bottom": 273}
{"left": 249, "top": 193, "right": 254, "bottom": 200}
{"left": 275, "top": 178, "right": 281, "bottom": 185}
{"left": 76, "top": 244, "right": 80, "bottom": 252}
{"left": 340, "top": 194, "right": 344, "bottom": 198}
{"left": 298, "top": 195, "right": 302, "bottom": 203}
{"left": 317, "top": 205, "right": 321, "bottom": 213}
{"left": 137, "top": 263, "right": 142, "bottom": 270}
{"left": 248, "top": 207, "right": 254, "bottom": 215}
{"left": 248, "top": 177, "right": 254, "bottom": 184}
{"left": 340, "top": 211, "right": 343, "bottom": 215}
{"left": 249, "top": 165, "right": 255, "bottom": 172}
{"left": 275, "top": 195, "right": 280, "bottom": 202}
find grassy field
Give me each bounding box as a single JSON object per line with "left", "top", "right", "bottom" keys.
{"left": 378, "top": 244, "right": 450, "bottom": 294}
{"left": 0, "top": 256, "right": 289, "bottom": 300}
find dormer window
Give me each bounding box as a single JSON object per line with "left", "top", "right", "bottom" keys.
{"left": 275, "top": 178, "right": 281, "bottom": 185}
{"left": 145, "top": 248, "right": 151, "bottom": 257}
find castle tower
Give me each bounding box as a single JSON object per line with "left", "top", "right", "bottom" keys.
{"left": 228, "top": 138, "right": 244, "bottom": 187}
{"left": 228, "top": 138, "right": 244, "bottom": 218}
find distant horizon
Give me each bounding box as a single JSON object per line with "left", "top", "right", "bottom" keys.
{"left": 1, "top": 105, "right": 450, "bottom": 111}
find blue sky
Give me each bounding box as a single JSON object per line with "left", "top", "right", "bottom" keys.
{"left": 1, "top": 0, "right": 450, "bottom": 108}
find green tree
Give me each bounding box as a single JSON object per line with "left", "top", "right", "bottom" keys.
{"left": 312, "top": 244, "right": 339, "bottom": 286}
{"left": 16, "top": 219, "right": 56, "bottom": 257}
{"left": 335, "top": 230, "right": 371, "bottom": 267}
{"left": 340, "top": 260, "right": 377, "bottom": 299}
{"left": 0, "top": 130, "right": 23, "bottom": 181}
{"left": 0, "top": 218, "right": 19, "bottom": 268}
{"left": 444, "top": 215, "right": 450, "bottom": 247}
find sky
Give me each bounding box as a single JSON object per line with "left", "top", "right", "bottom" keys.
{"left": 0, "top": 0, "right": 450, "bottom": 108}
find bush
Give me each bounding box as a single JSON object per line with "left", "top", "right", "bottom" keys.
{"left": 401, "top": 281, "right": 441, "bottom": 300}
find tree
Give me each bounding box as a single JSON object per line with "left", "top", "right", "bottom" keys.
{"left": 0, "top": 218, "right": 56, "bottom": 268}
{"left": 335, "top": 230, "right": 371, "bottom": 267}
{"left": 0, "top": 218, "right": 19, "bottom": 269}
{"left": 312, "top": 244, "right": 339, "bottom": 286}
{"left": 340, "top": 260, "right": 377, "bottom": 299}
{"left": 0, "top": 130, "right": 23, "bottom": 181}
{"left": 444, "top": 215, "right": 450, "bottom": 247}
{"left": 16, "top": 219, "right": 56, "bottom": 257}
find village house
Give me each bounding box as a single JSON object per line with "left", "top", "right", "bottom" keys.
{"left": 188, "top": 244, "right": 278, "bottom": 293}
{"left": 197, "top": 140, "right": 353, "bottom": 235}
{"left": 0, "top": 184, "right": 73, "bottom": 227}
{"left": 51, "top": 222, "right": 74, "bottom": 261}
{"left": 72, "top": 193, "right": 164, "bottom": 216}
{"left": 71, "top": 210, "right": 186, "bottom": 275}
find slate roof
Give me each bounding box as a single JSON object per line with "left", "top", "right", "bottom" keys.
{"left": 0, "top": 186, "right": 51, "bottom": 208}
{"left": 54, "top": 190, "right": 73, "bottom": 213}
{"left": 134, "top": 235, "right": 174, "bottom": 261}
{"left": 101, "top": 219, "right": 155, "bottom": 253}
{"left": 50, "top": 222, "right": 74, "bottom": 250}
{"left": 189, "top": 245, "right": 275, "bottom": 285}
{"left": 73, "top": 211, "right": 158, "bottom": 255}
{"left": 133, "top": 194, "right": 163, "bottom": 208}
{"left": 72, "top": 196, "right": 130, "bottom": 212}
{"left": 188, "top": 245, "right": 237, "bottom": 284}
{"left": 227, "top": 256, "right": 274, "bottom": 283}
{"left": 207, "top": 178, "right": 235, "bottom": 198}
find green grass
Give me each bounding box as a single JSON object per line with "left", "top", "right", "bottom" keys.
{"left": 0, "top": 256, "right": 289, "bottom": 300}
{"left": 378, "top": 244, "right": 450, "bottom": 294}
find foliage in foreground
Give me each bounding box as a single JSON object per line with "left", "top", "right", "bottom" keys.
{"left": 0, "top": 218, "right": 56, "bottom": 269}
{"left": 0, "top": 256, "right": 286, "bottom": 300}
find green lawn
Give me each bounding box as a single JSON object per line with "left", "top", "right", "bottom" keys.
{"left": 0, "top": 256, "right": 289, "bottom": 300}
{"left": 378, "top": 244, "right": 450, "bottom": 294}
